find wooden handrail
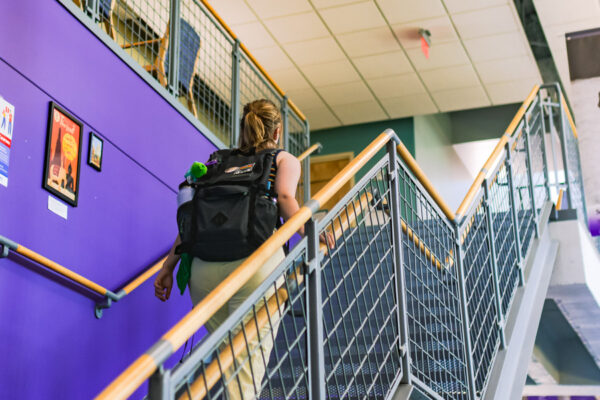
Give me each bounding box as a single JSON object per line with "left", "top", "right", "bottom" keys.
{"left": 455, "top": 85, "right": 540, "bottom": 220}
{"left": 560, "top": 95, "right": 579, "bottom": 139}
{"left": 297, "top": 143, "right": 322, "bottom": 163}
{"left": 556, "top": 189, "right": 565, "bottom": 210}
{"left": 197, "top": 0, "right": 305, "bottom": 121}
{"left": 96, "top": 130, "right": 397, "bottom": 400}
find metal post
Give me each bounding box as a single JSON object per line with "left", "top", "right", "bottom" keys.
{"left": 483, "top": 179, "right": 506, "bottom": 349}
{"left": 282, "top": 96, "right": 290, "bottom": 153}
{"left": 455, "top": 225, "right": 477, "bottom": 400}
{"left": 230, "top": 39, "right": 241, "bottom": 148}
{"left": 523, "top": 113, "right": 540, "bottom": 238}
{"left": 546, "top": 103, "right": 562, "bottom": 196}
{"left": 148, "top": 366, "right": 172, "bottom": 400}
{"left": 386, "top": 141, "right": 411, "bottom": 384}
{"left": 167, "top": 0, "right": 181, "bottom": 97}
{"left": 303, "top": 120, "right": 311, "bottom": 205}
{"left": 505, "top": 143, "right": 524, "bottom": 286}
{"left": 537, "top": 95, "right": 552, "bottom": 202}
{"left": 557, "top": 94, "right": 574, "bottom": 209}
{"left": 573, "top": 137, "right": 588, "bottom": 224}
{"left": 305, "top": 217, "right": 325, "bottom": 400}
{"left": 85, "top": 0, "right": 100, "bottom": 22}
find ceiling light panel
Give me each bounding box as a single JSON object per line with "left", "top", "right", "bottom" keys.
{"left": 337, "top": 27, "right": 402, "bottom": 58}
{"left": 319, "top": 2, "right": 387, "bottom": 34}
{"left": 376, "top": 0, "right": 447, "bottom": 24}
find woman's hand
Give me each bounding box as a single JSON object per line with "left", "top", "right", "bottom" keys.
{"left": 320, "top": 231, "right": 335, "bottom": 249}
{"left": 154, "top": 266, "right": 173, "bottom": 301}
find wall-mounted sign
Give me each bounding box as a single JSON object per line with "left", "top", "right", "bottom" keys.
{"left": 0, "top": 96, "right": 15, "bottom": 187}
{"left": 87, "top": 132, "right": 103, "bottom": 171}
{"left": 43, "top": 102, "right": 83, "bottom": 206}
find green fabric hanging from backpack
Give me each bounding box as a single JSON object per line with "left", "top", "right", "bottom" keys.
{"left": 176, "top": 253, "right": 192, "bottom": 295}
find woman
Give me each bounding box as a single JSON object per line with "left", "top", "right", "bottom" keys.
{"left": 154, "top": 99, "right": 330, "bottom": 399}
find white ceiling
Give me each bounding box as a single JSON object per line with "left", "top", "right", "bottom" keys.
{"left": 211, "top": 0, "right": 543, "bottom": 130}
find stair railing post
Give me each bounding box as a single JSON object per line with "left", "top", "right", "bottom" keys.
{"left": 557, "top": 91, "right": 574, "bottom": 209}
{"left": 483, "top": 178, "right": 506, "bottom": 349}
{"left": 537, "top": 93, "right": 552, "bottom": 202}
{"left": 148, "top": 366, "right": 172, "bottom": 400}
{"left": 230, "top": 39, "right": 241, "bottom": 148}
{"left": 455, "top": 224, "right": 478, "bottom": 400}
{"left": 305, "top": 216, "right": 325, "bottom": 400}
{"left": 386, "top": 141, "right": 411, "bottom": 384}
{"left": 303, "top": 120, "right": 311, "bottom": 205}
{"left": 282, "top": 96, "right": 290, "bottom": 153}
{"left": 505, "top": 142, "right": 525, "bottom": 286}
{"left": 167, "top": 0, "right": 181, "bottom": 98}
{"left": 523, "top": 109, "right": 540, "bottom": 238}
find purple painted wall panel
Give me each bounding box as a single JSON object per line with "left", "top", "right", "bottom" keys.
{"left": 0, "top": 1, "right": 217, "bottom": 398}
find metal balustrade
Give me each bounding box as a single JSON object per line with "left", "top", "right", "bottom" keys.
{"left": 99, "top": 83, "right": 586, "bottom": 400}
{"left": 63, "top": 0, "right": 309, "bottom": 173}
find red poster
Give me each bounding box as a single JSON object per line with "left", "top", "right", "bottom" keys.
{"left": 43, "top": 102, "right": 83, "bottom": 206}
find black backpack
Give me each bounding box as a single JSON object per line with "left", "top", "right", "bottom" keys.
{"left": 176, "top": 148, "right": 280, "bottom": 261}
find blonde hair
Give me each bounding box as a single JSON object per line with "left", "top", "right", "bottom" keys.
{"left": 239, "top": 99, "right": 282, "bottom": 152}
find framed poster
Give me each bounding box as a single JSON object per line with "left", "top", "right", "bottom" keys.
{"left": 88, "top": 132, "right": 103, "bottom": 171}
{"left": 43, "top": 102, "right": 83, "bottom": 206}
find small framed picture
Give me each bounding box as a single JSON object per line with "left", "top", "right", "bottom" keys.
{"left": 88, "top": 132, "right": 103, "bottom": 171}
{"left": 43, "top": 102, "right": 83, "bottom": 207}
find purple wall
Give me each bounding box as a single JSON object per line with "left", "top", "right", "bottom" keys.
{"left": 0, "top": 1, "right": 216, "bottom": 398}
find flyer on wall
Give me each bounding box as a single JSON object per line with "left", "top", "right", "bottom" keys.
{"left": 0, "top": 96, "right": 15, "bottom": 187}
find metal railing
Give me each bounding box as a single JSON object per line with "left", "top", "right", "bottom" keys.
{"left": 0, "top": 234, "right": 166, "bottom": 318}
{"left": 98, "top": 83, "right": 586, "bottom": 400}
{"left": 64, "top": 0, "right": 310, "bottom": 169}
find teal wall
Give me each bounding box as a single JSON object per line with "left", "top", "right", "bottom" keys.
{"left": 310, "top": 117, "right": 414, "bottom": 180}
{"left": 449, "top": 103, "right": 520, "bottom": 143}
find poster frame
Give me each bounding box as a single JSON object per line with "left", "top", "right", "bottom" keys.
{"left": 87, "top": 131, "right": 103, "bottom": 172}
{"left": 42, "top": 102, "right": 83, "bottom": 207}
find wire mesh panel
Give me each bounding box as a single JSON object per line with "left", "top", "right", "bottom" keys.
{"left": 171, "top": 251, "right": 309, "bottom": 400}
{"left": 487, "top": 164, "right": 520, "bottom": 315}
{"left": 397, "top": 163, "right": 469, "bottom": 399}
{"left": 510, "top": 130, "right": 536, "bottom": 257}
{"left": 565, "top": 125, "right": 586, "bottom": 219}
{"left": 181, "top": 0, "right": 234, "bottom": 145}
{"left": 460, "top": 198, "right": 501, "bottom": 397}
{"left": 287, "top": 112, "right": 307, "bottom": 159}
{"left": 239, "top": 56, "right": 281, "bottom": 114}
{"left": 526, "top": 102, "right": 549, "bottom": 211}
{"left": 318, "top": 162, "right": 403, "bottom": 399}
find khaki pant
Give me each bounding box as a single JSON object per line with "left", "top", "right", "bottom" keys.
{"left": 189, "top": 248, "right": 286, "bottom": 400}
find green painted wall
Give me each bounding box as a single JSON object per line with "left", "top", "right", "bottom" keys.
{"left": 310, "top": 117, "right": 414, "bottom": 180}
{"left": 449, "top": 103, "right": 521, "bottom": 143}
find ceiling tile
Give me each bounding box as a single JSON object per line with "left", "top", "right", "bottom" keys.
{"left": 251, "top": 46, "right": 295, "bottom": 71}
{"left": 486, "top": 78, "right": 539, "bottom": 105}
{"left": 393, "top": 15, "right": 459, "bottom": 49}
{"left": 381, "top": 93, "right": 438, "bottom": 118}
{"left": 269, "top": 67, "right": 311, "bottom": 91}
{"left": 304, "top": 107, "right": 341, "bottom": 129}
{"left": 283, "top": 37, "right": 345, "bottom": 66}
{"left": 318, "top": 81, "right": 374, "bottom": 105}
{"left": 463, "top": 32, "right": 528, "bottom": 62}
{"left": 337, "top": 27, "right": 402, "bottom": 58}
{"left": 476, "top": 55, "right": 541, "bottom": 84}
{"left": 406, "top": 41, "right": 470, "bottom": 71}
{"left": 367, "top": 73, "right": 425, "bottom": 99}
{"left": 376, "top": 0, "right": 446, "bottom": 24}
{"left": 451, "top": 5, "right": 518, "bottom": 39}
{"left": 420, "top": 64, "right": 480, "bottom": 91}
{"left": 431, "top": 86, "right": 491, "bottom": 112}
{"left": 209, "top": 0, "right": 257, "bottom": 25}
{"left": 284, "top": 87, "right": 328, "bottom": 111}
{"left": 353, "top": 51, "right": 414, "bottom": 79}
{"left": 301, "top": 59, "right": 361, "bottom": 86}
{"left": 311, "top": 0, "right": 363, "bottom": 9}
{"left": 444, "top": 0, "right": 508, "bottom": 15}
{"left": 230, "top": 21, "right": 276, "bottom": 50}
{"left": 266, "top": 12, "right": 329, "bottom": 44}
{"left": 246, "top": 0, "right": 312, "bottom": 19}
{"left": 331, "top": 101, "right": 388, "bottom": 125}
{"left": 320, "top": 2, "right": 386, "bottom": 34}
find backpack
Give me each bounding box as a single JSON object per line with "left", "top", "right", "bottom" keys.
{"left": 176, "top": 148, "right": 281, "bottom": 261}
